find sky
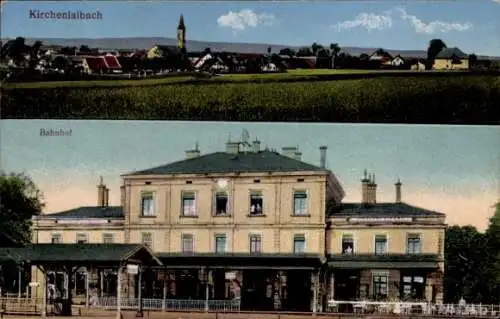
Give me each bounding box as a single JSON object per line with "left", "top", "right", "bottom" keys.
{"left": 1, "top": 120, "right": 499, "bottom": 231}
{"left": 1, "top": 1, "right": 500, "bottom": 56}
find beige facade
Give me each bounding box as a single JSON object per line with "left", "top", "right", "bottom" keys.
{"left": 122, "top": 171, "right": 336, "bottom": 255}
{"left": 29, "top": 139, "right": 446, "bottom": 310}
{"left": 433, "top": 58, "right": 469, "bottom": 70}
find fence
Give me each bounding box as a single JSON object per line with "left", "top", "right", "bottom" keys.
{"left": 326, "top": 300, "right": 500, "bottom": 317}
{"left": 93, "top": 297, "right": 241, "bottom": 312}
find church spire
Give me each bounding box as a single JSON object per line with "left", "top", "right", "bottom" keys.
{"left": 178, "top": 14, "right": 186, "bottom": 30}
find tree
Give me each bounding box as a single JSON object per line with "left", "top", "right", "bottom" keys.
{"left": 278, "top": 48, "right": 296, "bottom": 57}
{"left": 0, "top": 172, "right": 44, "bottom": 247}
{"left": 79, "top": 45, "right": 91, "bottom": 52}
{"left": 330, "top": 43, "right": 340, "bottom": 68}
{"left": 483, "top": 202, "right": 500, "bottom": 303}
{"left": 296, "top": 47, "right": 313, "bottom": 57}
{"left": 426, "top": 38, "right": 447, "bottom": 69}
{"left": 444, "top": 225, "right": 487, "bottom": 303}
{"left": 468, "top": 54, "right": 478, "bottom": 69}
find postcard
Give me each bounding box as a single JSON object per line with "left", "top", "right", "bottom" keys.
{"left": 1, "top": 120, "right": 499, "bottom": 315}
{"left": 1, "top": 1, "right": 499, "bottom": 123}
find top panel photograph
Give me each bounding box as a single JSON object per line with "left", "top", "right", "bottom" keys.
{"left": 1, "top": 0, "right": 499, "bottom": 123}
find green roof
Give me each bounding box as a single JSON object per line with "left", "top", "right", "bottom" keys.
{"left": 436, "top": 47, "right": 468, "bottom": 59}
{"left": 0, "top": 244, "right": 161, "bottom": 265}
{"left": 38, "top": 206, "right": 123, "bottom": 219}
{"left": 126, "top": 151, "right": 327, "bottom": 176}
{"left": 328, "top": 202, "right": 444, "bottom": 218}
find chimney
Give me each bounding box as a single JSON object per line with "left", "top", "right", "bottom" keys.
{"left": 97, "top": 176, "right": 105, "bottom": 207}
{"left": 226, "top": 141, "right": 240, "bottom": 154}
{"left": 252, "top": 139, "right": 261, "bottom": 153}
{"left": 120, "top": 184, "right": 125, "bottom": 207}
{"left": 319, "top": 146, "right": 327, "bottom": 168}
{"left": 361, "top": 170, "right": 370, "bottom": 204}
{"left": 282, "top": 146, "right": 297, "bottom": 158}
{"left": 395, "top": 178, "right": 402, "bottom": 203}
{"left": 294, "top": 151, "right": 302, "bottom": 161}
{"left": 186, "top": 142, "right": 201, "bottom": 159}
{"left": 103, "top": 188, "right": 109, "bottom": 207}
{"left": 368, "top": 173, "right": 377, "bottom": 204}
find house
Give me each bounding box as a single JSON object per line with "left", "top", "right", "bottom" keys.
{"left": 81, "top": 56, "right": 122, "bottom": 74}
{"left": 369, "top": 49, "right": 393, "bottom": 64}
{"left": 390, "top": 55, "right": 406, "bottom": 67}
{"left": 262, "top": 63, "right": 278, "bottom": 72}
{"left": 325, "top": 172, "right": 445, "bottom": 303}
{"left": 30, "top": 135, "right": 445, "bottom": 312}
{"left": 433, "top": 47, "right": 469, "bottom": 70}
{"left": 147, "top": 45, "right": 180, "bottom": 59}
{"left": 410, "top": 60, "right": 426, "bottom": 71}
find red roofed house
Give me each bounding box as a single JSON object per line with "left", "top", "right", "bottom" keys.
{"left": 82, "top": 56, "right": 122, "bottom": 74}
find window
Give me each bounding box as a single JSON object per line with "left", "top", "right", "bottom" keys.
{"left": 181, "top": 234, "right": 194, "bottom": 253}
{"left": 249, "top": 234, "right": 262, "bottom": 254}
{"left": 214, "top": 192, "right": 229, "bottom": 215}
{"left": 181, "top": 191, "right": 197, "bottom": 216}
{"left": 342, "top": 234, "right": 354, "bottom": 255}
{"left": 402, "top": 275, "right": 425, "bottom": 300}
{"left": 102, "top": 233, "right": 114, "bottom": 244}
{"left": 293, "top": 190, "right": 308, "bottom": 215}
{"left": 215, "top": 234, "right": 227, "bottom": 253}
{"left": 141, "top": 192, "right": 155, "bottom": 216}
{"left": 374, "top": 235, "right": 388, "bottom": 255}
{"left": 51, "top": 233, "right": 62, "bottom": 244}
{"left": 373, "top": 274, "right": 388, "bottom": 299}
{"left": 293, "top": 235, "right": 306, "bottom": 254}
{"left": 407, "top": 234, "right": 421, "bottom": 254}
{"left": 249, "top": 191, "right": 263, "bottom": 215}
{"left": 76, "top": 233, "right": 88, "bottom": 244}
{"left": 141, "top": 232, "right": 153, "bottom": 248}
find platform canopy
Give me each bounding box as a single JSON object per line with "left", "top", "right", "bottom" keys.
{"left": 0, "top": 243, "right": 162, "bottom": 267}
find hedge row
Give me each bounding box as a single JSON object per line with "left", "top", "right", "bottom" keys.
{"left": 2, "top": 75, "right": 499, "bottom": 123}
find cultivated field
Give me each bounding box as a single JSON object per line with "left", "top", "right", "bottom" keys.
{"left": 2, "top": 74, "right": 499, "bottom": 123}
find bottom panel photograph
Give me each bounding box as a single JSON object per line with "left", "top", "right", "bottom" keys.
{"left": 0, "top": 120, "right": 499, "bottom": 319}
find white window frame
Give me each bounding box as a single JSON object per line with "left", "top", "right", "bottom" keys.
{"left": 292, "top": 189, "right": 308, "bottom": 216}
{"left": 249, "top": 190, "right": 264, "bottom": 215}
{"left": 372, "top": 272, "right": 389, "bottom": 298}
{"left": 341, "top": 233, "right": 356, "bottom": 255}
{"left": 249, "top": 233, "right": 262, "bottom": 254}
{"left": 214, "top": 233, "right": 228, "bottom": 253}
{"left": 293, "top": 234, "right": 306, "bottom": 254}
{"left": 374, "top": 234, "right": 388, "bottom": 255}
{"left": 140, "top": 191, "right": 155, "bottom": 217}
{"left": 75, "top": 233, "right": 88, "bottom": 244}
{"left": 213, "top": 191, "right": 230, "bottom": 216}
{"left": 102, "top": 233, "right": 114, "bottom": 244}
{"left": 181, "top": 233, "right": 195, "bottom": 253}
{"left": 51, "top": 233, "right": 62, "bottom": 244}
{"left": 141, "top": 232, "right": 153, "bottom": 249}
{"left": 406, "top": 233, "right": 422, "bottom": 254}
{"left": 181, "top": 191, "right": 197, "bottom": 216}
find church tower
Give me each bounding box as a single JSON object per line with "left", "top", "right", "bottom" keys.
{"left": 177, "top": 14, "right": 186, "bottom": 53}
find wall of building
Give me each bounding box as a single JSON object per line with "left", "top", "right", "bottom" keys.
{"left": 123, "top": 173, "right": 329, "bottom": 254}
{"left": 33, "top": 220, "right": 124, "bottom": 244}
{"left": 433, "top": 59, "right": 469, "bottom": 70}
{"left": 326, "top": 226, "right": 444, "bottom": 255}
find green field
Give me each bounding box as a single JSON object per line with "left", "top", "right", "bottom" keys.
{"left": 2, "top": 74, "right": 499, "bottom": 123}
{"left": 2, "top": 69, "right": 417, "bottom": 89}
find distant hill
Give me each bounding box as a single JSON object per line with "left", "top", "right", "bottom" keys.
{"left": 2, "top": 37, "right": 499, "bottom": 60}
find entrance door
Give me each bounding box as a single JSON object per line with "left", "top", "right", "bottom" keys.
{"left": 241, "top": 270, "right": 270, "bottom": 311}
{"left": 285, "top": 270, "right": 311, "bottom": 312}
